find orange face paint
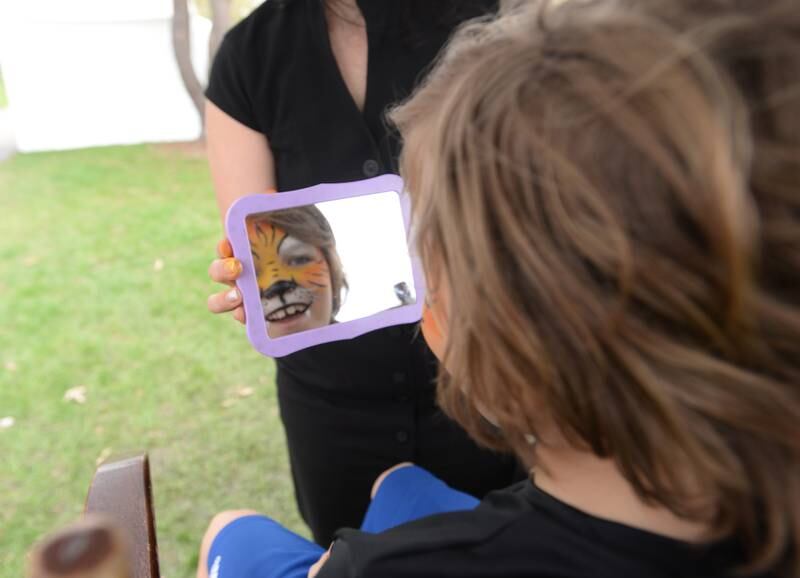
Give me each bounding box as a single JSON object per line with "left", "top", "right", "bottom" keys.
{"left": 248, "top": 217, "right": 335, "bottom": 338}
{"left": 247, "top": 220, "right": 330, "bottom": 292}
{"left": 421, "top": 298, "right": 446, "bottom": 361}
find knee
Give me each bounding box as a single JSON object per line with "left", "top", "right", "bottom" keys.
{"left": 205, "top": 509, "right": 260, "bottom": 541}
{"left": 371, "top": 462, "right": 415, "bottom": 499}
{"left": 198, "top": 509, "right": 260, "bottom": 578}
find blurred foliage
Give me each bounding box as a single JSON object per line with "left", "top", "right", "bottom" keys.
{"left": 0, "top": 70, "right": 7, "bottom": 109}
{"left": 193, "top": 0, "right": 263, "bottom": 23}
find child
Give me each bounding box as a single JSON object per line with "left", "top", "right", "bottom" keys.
{"left": 247, "top": 207, "right": 347, "bottom": 338}
{"left": 199, "top": 0, "right": 800, "bottom": 576}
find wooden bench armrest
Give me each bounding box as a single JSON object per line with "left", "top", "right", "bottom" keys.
{"left": 84, "top": 453, "right": 160, "bottom": 578}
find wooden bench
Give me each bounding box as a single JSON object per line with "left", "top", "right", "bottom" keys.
{"left": 28, "top": 453, "right": 160, "bottom": 578}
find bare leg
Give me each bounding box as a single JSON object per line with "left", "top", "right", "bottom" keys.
{"left": 370, "top": 462, "right": 415, "bottom": 499}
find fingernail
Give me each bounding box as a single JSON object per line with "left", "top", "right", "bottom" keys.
{"left": 224, "top": 259, "right": 242, "bottom": 275}
{"left": 226, "top": 288, "right": 239, "bottom": 302}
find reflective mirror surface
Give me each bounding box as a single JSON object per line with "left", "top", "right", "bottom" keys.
{"left": 226, "top": 175, "right": 424, "bottom": 357}
{"left": 246, "top": 191, "right": 416, "bottom": 339}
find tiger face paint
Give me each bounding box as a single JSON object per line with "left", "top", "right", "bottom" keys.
{"left": 421, "top": 295, "right": 446, "bottom": 361}
{"left": 248, "top": 219, "right": 334, "bottom": 338}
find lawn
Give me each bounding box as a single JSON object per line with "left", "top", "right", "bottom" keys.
{"left": 0, "top": 144, "right": 305, "bottom": 578}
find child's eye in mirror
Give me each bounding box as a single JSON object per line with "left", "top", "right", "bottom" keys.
{"left": 279, "top": 236, "right": 323, "bottom": 269}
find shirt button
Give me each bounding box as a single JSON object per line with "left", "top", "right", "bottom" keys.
{"left": 395, "top": 430, "right": 409, "bottom": 443}
{"left": 362, "top": 159, "right": 380, "bottom": 177}
{"left": 392, "top": 371, "right": 406, "bottom": 385}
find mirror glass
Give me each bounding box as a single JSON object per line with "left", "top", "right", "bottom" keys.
{"left": 245, "top": 191, "right": 416, "bottom": 339}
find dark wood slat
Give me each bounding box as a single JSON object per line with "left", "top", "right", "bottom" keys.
{"left": 84, "top": 454, "right": 160, "bottom": 578}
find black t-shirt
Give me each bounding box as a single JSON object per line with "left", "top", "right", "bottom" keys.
{"left": 205, "top": 0, "right": 497, "bottom": 399}
{"left": 318, "top": 480, "right": 773, "bottom": 578}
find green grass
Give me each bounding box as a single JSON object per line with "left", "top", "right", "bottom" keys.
{"left": 0, "top": 144, "right": 305, "bottom": 578}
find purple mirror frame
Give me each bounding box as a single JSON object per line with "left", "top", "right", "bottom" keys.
{"left": 225, "top": 175, "right": 426, "bottom": 358}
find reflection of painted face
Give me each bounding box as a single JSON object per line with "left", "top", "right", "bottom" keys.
{"left": 248, "top": 220, "right": 334, "bottom": 338}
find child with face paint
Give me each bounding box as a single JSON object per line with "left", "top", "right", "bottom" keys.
{"left": 247, "top": 207, "right": 346, "bottom": 338}
{"left": 200, "top": 1, "right": 800, "bottom": 577}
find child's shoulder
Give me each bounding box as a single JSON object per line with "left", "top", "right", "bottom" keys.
{"left": 319, "top": 481, "right": 748, "bottom": 578}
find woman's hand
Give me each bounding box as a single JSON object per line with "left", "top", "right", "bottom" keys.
{"left": 205, "top": 100, "right": 276, "bottom": 326}
{"left": 207, "top": 238, "right": 246, "bottom": 324}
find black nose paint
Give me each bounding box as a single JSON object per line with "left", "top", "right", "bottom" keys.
{"left": 262, "top": 279, "right": 297, "bottom": 301}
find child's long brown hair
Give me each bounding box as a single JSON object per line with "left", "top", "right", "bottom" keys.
{"left": 392, "top": 0, "right": 800, "bottom": 574}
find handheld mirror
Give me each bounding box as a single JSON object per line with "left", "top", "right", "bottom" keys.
{"left": 225, "top": 175, "right": 425, "bottom": 357}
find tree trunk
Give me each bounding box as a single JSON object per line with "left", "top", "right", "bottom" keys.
{"left": 172, "top": 0, "right": 205, "bottom": 130}
{"left": 209, "top": 0, "right": 233, "bottom": 69}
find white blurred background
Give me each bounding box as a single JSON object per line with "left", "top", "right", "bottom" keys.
{"left": 0, "top": 0, "right": 258, "bottom": 152}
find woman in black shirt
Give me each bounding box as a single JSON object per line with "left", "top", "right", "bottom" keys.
{"left": 204, "top": 0, "right": 519, "bottom": 546}
{"left": 200, "top": 0, "right": 800, "bottom": 576}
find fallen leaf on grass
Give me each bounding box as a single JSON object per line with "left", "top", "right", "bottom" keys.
{"left": 0, "top": 416, "right": 15, "bottom": 430}
{"left": 236, "top": 386, "right": 255, "bottom": 398}
{"left": 222, "top": 386, "right": 256, "bottom": 407}
{"left": 153, "top": 258, "right": 165, "bottom": 272}
{"left": 4, "top": 361, "right": 17, "bottom": 372}
{"left": 22, "top": 255, "right": 40, "bottom": 267}
{"left": 64, "top": 385, "right": 88, "bottom": 404}
{"left": 96, "top": 447, "right": 113, "bottom": 466}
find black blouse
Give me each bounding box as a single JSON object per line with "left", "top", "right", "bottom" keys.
{"left": 206, "top": 0, "right": 497, "bottom": 399}
{"left": 207, "top": 0, "right": 496, "bottom": 189}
